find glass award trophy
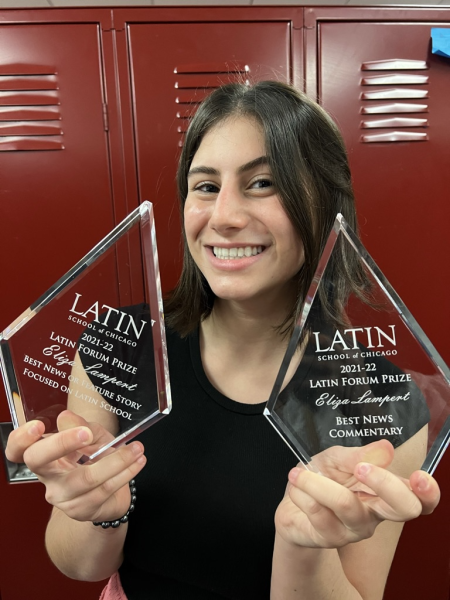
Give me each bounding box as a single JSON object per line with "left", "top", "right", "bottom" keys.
{"left": 265, "top": 214, "right": 450, "bottom": 480}
{"left": 0, "top": 201, "right": 171, "bottom": 464}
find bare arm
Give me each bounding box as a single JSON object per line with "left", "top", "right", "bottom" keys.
{"left": 41, "top": 354, "right": 142, "bottom": 579}
{"left": 271, "top": 519, "right": 403, "bottom": 600}
{"left": 272, "top": 539, "right": 363, "bottom": 600}
{"left": 45, "top": 507, "right": 127, "bottom": 582}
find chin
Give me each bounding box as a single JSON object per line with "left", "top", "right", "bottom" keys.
{"left": 209, "top": 286, "right": 252, "bottom": 303}
{"left": 210, "top": 284, "right": 273, "bottom": 305}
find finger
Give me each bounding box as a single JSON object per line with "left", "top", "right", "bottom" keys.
{"left": 5, "top": 420, "right": 45, "bottom": 463}
{"left": 57, "top": 411, "right": 115, "bottom": 453}
{"left": 23, "top": 426, "right": 94, "bottom": 472}
{"left": 409, "top": 471, "right": 441, "bottom": 516}
{"left": 57, "top": 409, "right": 90, "bottom": 431}
{"left": 355, "top": 462, "right": 422, "bottom": 521}
{"left": 61, "top": 441, "right": 145, "bottom": 502}
{"left": 287, "top": 484, "right": 358, "bottom": 547}
{"left": 289, "top": 468, "right": 376, "bottom": 539}
{"left": 54, "top": 444, "right": 147, "bottom": 521}
{"left": 321, "top": 440, "right": 394, "bottom": 477}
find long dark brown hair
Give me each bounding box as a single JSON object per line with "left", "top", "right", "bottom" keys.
{"left": 165, "top": 81, "right": 367, "bottom": 336}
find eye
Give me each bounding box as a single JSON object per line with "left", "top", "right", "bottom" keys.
{"left": 192, "top": 181, "right": 220, "bottom": 194}
{"left": 251, "top": 178, "right": 273, "bottom": 189}
{"left": 248, "top": 177, "right": 275, "bottom": 195}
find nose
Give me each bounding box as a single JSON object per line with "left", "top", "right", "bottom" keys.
{"left": 208, "top": 184, "right": 249, "bottom": 234}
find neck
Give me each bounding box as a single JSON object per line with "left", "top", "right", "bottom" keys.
{"left": 199, "top": 298, "right": 301, "bottom": 405}
{"left": 202, "top": 296, "right": 294, "bottom": 354}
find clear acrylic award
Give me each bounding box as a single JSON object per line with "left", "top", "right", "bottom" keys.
{"left": 265, "top": 214, "right": 450, "bottom": 479}
{"left": 0, "top": 201, "right": 171, "bottom": 463}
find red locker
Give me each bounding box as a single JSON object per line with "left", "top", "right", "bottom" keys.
{"left": 305, "top": 8, "right": 450, "bottom": 600}
{"left": 0, "top": 12, "right": 117, "bottom": 600}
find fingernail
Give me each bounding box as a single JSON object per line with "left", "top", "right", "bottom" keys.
{"left": 357, "top": 463, "right": 371, "bottom": 477}
{"left": 130, "top": 443, "right": 142, "bottom": 456}
{"left": 289, "top": 467, "right": 301, "bottom": 482}
{"left": 417, "top": 474, "right": 429, "bottom": 492}
{"left": 77, "top": 428, "right": 90, "bottom": 443}
{"left": 137, "top": 455, "right": 146, "bottom": 465}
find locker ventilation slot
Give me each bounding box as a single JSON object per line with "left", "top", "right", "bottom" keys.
{"left": 0, "top": 65, "right": 64, "bottom": 152}
{"left": 174, "top": 62, "right": 250, "bottom": 146}
{"left": 359, "top": 58, "right": 429, "bottom": 144}
{"left": 361, "top": 59, "right": 427, "bottom": 71}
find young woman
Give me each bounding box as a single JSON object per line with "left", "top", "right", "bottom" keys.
{"left": 6, "top": 81, "right": 440, "bottom": 600}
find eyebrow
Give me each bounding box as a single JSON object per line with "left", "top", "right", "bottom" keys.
{"left": 187, "top": 155, "right": 269, "bottom": 178}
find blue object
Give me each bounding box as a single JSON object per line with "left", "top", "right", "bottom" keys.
{"left": 431, "top": 28, "right": 450, "bottom": 58}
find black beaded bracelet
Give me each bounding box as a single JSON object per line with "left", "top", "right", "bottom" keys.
{"left": 93, "top": 479, "right": 137, "bottom": 529}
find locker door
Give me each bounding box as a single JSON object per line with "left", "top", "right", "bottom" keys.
{"left": 0, "top": 22, "right": 115, "bottom": 600}
{"left": 124, "top": 21, "right": 292, "bottom": 292}
{"left": 317, "top": 22, "right": 450, "bottom": 364}
{"left": 314, "top": 18, "right": 449, "bottom": 600}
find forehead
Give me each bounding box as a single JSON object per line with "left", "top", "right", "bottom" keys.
{"left": 191, "top": 116, "right": 266, "bottom": 167}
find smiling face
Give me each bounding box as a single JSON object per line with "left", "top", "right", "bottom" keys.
{"left": 184, "top": 116, "right": 305, "bottom": 312}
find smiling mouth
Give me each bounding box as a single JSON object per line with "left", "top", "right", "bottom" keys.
{"left": 213, "top": 246, "right": 264, "bottom": 259}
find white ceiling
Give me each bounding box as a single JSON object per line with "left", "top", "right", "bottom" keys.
{"left": 0, "top": 1, "right": 449, "bottom": 8}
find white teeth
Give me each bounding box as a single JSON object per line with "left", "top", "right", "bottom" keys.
{"left": 213, "top": 246, "right": 263, "bottom": 259}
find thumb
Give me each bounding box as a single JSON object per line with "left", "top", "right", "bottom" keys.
{"left": 357, "top": 439, "right": 395, "bottom": 468}
{"left": 56, "top": 409, "right": 90, "bottom": 432}
{"left": 320, "top": 439, "right": 395, "bottom": 475}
